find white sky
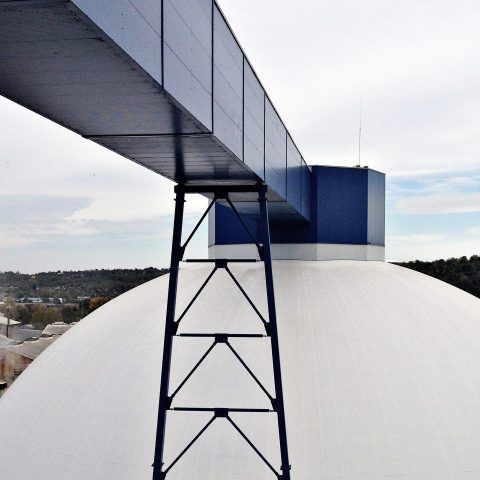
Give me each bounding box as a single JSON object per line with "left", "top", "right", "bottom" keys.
{"left": 1, "top": 0, "right": 480, "bottom": 272}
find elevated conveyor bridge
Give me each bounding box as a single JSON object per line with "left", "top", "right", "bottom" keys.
{"left": 0, "top": 0, "right": 311, "bottom": 220}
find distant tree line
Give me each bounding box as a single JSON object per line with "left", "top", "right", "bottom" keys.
{"left": 396, "top": 255, "right": 480, "bottom": 298}
{"left": 0, "top": 267, "right": 168, "bottom": 303}
{"left": 0, "top": 267, "right": 169, "bottom": 327}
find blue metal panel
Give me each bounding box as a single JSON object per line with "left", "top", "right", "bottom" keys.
{"left": 301, "top": 160, "right": 312, "bottom": 221}
{"left": 367, "top": 170, "right": 386, "bottom": 246}
{"left": 315, "top": 167, "right": 368, "bottom": 244}
{"left": 243, "top": 60, "right": 265, "bottom": 179}
{"left": 265, "top": 99, "right": 287, "bottom": 198}
{"left": 163, "top": 0, "right": 212, "bottom": 130}
{"left": 286, "top": 135, "right": 302, "bottom": 214}
{"left": 72, "top": 0, "right": 162, "bottom": 85}
{"left": 213, "top": 5, "right": 243, "bottom": 159}
{"left": 211, "top": 167, "right": 385, "bottom": 246}
{"left": 214, "top": 204, "right": 260, "bottom": 245}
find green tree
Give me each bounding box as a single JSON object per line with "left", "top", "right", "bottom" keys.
{"left": 15, "top": 305, "right": 32, "bottom": 325}
{"left": 31, "top": 306, "right": 63, "bottom": 330}
{"left": 61, "top": 307, "right": 82, "bottom": 324}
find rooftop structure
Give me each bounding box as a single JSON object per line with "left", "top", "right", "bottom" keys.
{"left": 42, "top": 322, "right": 72, "bottom": 336}
{"left": 0, "top": 315, "right": 20, "bottom": 327}
{"left": 3, "top": 336, "right": 59, "bottom": 362}
{"left": 0, "top": 334, "right": 13, "bottom": 349}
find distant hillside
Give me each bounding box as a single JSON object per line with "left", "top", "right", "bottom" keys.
{"left": 0, "top": 267, "right": 169, "bottom": 302}
{"left": 396, "top": 255, "right": 480, "bottom": 299}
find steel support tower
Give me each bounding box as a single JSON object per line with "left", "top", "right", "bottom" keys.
{"left": 152, "top": 184, "right": 291, "bottom": 479}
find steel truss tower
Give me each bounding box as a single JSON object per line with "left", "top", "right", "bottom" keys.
{"left": 152, "top": 184, "right": 291, "bottom": 479}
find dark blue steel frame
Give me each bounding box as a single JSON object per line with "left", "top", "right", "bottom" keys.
{"left": 152, "top": 183, "right": 291, "bottom": 479}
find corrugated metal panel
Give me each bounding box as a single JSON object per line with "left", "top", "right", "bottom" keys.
{"left": 286, "top": 135, "right": 302, "bottom": 214}
{"left": 243, "top": 60, "right": 265, "bottom": 179}
{"left": 72, "top": 0, "right": 162, "bottom": 85}
{"left": 163, "top": 0, "right": 213, "bottom": 130}
{"left": 213, "top": 5, "right": 243, "bottom": 159}
{"left": 265, "top": 99, "right": 287, "bottom": 198}
{"left": 367, "top": 170, "right": 386, "bottom": 246}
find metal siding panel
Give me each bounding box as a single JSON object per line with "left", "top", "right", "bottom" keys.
{"left": 213, "top": 204, "right": 259, "bottom": 245}
{"left": 71, "top": 0, "right": 162, "bottom": 85}
{"left": 213, "top": 6, "right": 243, "bottom": 159}
{"left": 163, "top": 0, "right": 212, "bottom": 130}
{"left": 265, "top": 99, "right": 287, "bottom": 198}
{"left": 287, "top": 135, "right": 302, "bottom": 213}
{"left": 367, "top": 170, "right": 386, "bottom": 246}
{"left": 90, "top": 134, "right": 255, "bottom": 183}
{"left": 315, "top": 167, "right": 368, "bottom": 244}
{"left": 301, "top": 161, "right": 311, "bottom": 221}
{"left": 243, "top": 61, "right": 265, "bottom": 179}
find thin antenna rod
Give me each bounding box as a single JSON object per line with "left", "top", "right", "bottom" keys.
{"left": 358, "top": 97, "right": 362, "bottom": 166}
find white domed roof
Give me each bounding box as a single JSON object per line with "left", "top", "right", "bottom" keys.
{"left": 1, "top": 261, "right": 480, "bottom": 479}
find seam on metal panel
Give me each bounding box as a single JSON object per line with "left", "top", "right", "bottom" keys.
{"left": 242, "top": 56, "right": 245, "bottom": 163}
{"left": 161, "top": 0, "right": 164, "bottom": 86}
{"left": 285, "top": 132, "right": 288, "bottom": 200}
{"left": 263, "top": 93, "right": 266, "bottom": 180}
{"left": 163, "top": 0, "right": 212, "bottom": 58}
{"left": 126, "top": 0, "right": 161, "bottom": 38}
{"left": 162, "top": 42, "right": 212, "bottom": 94}
{"left": 211, "top": 0, "right": 214, "bottom": 134}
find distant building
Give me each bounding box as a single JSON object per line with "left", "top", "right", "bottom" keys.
{"left": 0, "top": 314, "right": 21, "bottom": 339}
{"left": 0, "top": 336, "right": 58, "bottom": 387}
{"left": 17, "top": 324, "right": 43, "bottom": 342}
{"left": 42, "top": 322, "right": 72, "bottom": 336}
{"left": 0, "top": 321, "right": 77, "bottom": 389}
{"left": 26, "top": 297, "right": 42, "bottom": 304}
{"left": 0, "top": 334, "right": 13, "bottom": 349}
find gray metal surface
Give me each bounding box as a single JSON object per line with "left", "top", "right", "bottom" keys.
{"left": 213, "top": 4, "right": 244, "bottom": 160}
{"left": 0, "top": 0, "right": 310, "bottom": 218}
{"left": 2, "top": 261, "right": 480, "bottom": 479}
{"left": 164, "top": 0, "right": 213, "bottom": 130}
{"left": 265, "top": 98, "right": 287, "bottom": 199}
{"left": 301, "top": 160, "right": 311, "bottom": 220}
{"left": 367, "top": 169, "right": 386, "bottom": 245}
{"left": 243, "top": 60, "right": 265, "bottom": 179}
{"left": 286, "top": 135, "right": 302, "bottom": 215}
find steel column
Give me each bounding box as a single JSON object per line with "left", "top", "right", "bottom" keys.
{"left": 259, "top": 187, "right": 291, "bottom": 479}
{"left": 152, "top": 185, "right": 185, "bottom": 480}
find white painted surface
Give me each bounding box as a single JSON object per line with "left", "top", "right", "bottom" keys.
{"left": 1, "top": 261, "right": 480, "bottom": 479}
{"left": 209, "top": 243, "right": 386, "bottom": 261}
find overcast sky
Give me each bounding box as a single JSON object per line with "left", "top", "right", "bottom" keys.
{"left": 2, "top": 0, "right": 480, "bottom": 272}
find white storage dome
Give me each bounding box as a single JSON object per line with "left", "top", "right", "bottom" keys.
{"left": 1, "top": 261, "right": 480, "bottom": 480}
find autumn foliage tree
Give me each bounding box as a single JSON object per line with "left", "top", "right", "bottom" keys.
{"left": 88, "top": 297, "right": 111, "bottom": 313}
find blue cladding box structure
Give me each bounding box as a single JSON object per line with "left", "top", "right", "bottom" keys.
{"left": 209, "top": 166, "right": 386, "bottom": 261}
{"left": 314, "top": 166, "right": 385, "bottom": 246}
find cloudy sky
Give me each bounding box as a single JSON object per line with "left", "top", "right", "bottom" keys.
{"left": 2, "top": 0, "right": 480, "bottom": 272}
